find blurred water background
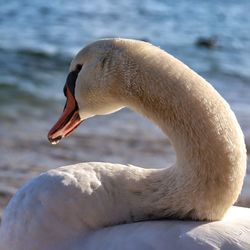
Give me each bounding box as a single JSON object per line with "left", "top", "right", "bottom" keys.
{"left": 0, "top": 0, "right": 250, "bottom": 214}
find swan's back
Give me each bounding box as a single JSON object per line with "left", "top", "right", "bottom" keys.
{"left": 81, "top": 206, "right": 250, "bottom": 250}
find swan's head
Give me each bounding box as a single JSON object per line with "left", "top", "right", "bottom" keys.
{"left": 48, "top": 39, "right": 125, "bottom": 144}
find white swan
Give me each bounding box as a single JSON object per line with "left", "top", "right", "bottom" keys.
{"left": 0, "top": 38, "right": 249, "bottom": 250}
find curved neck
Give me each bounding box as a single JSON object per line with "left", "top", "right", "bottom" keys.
{"left": 117, "top": 45, "right": 246, "bottom": 183}
{"left": 109, "top": 46, "right": 246, "bottom": 220}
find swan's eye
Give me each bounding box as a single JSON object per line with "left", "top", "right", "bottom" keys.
{"left": 75, "top": 64, "right": 83, "bottom": 72}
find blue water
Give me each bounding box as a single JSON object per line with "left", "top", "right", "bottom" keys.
{"left": 1, "top": 0, "right": 250, "bottom": 114}
{"left": 0, "top": 0, "right": 249, "bottom": 182}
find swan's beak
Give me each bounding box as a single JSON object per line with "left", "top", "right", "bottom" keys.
{"left": 48, "top": 83, "right": 83, "bottom": 145}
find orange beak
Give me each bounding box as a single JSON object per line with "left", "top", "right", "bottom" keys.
{"left": 48, "top": 65, "right": 83, "bottom": 144}
{"left": 47, "top": 86, "right": 83, "bottom": 144}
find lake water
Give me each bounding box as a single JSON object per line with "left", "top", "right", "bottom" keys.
{"left": 0, "top": 0, "right": 250, "bottom": 212}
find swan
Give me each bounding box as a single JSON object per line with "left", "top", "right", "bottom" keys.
{"left": 0, "top": 38, "right": 249, "bottom": 250}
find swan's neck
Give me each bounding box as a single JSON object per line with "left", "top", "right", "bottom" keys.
{"left": 117, "top": 47, "right": 246, "bottom": 219}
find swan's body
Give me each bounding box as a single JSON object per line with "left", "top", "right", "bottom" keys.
{"left": 0, "top": 39, "right": 248, "bottom": 249}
